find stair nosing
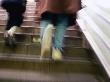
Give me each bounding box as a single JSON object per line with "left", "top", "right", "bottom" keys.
{"left": 0, "top": 31, "right": 82, "bottom": 38}
{"left": 0, "top": 69, "right": 99, "bottom": 82}
{"left": 0, "top": 54, "right": 93, "bottom": 63}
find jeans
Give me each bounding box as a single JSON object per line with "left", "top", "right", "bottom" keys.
{"left": 40, "top": 12, "right": 69, "bottom": 50}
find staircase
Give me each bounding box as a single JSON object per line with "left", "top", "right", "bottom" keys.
{"left": 0, "top": 1, "right": 108, "bottom": 82}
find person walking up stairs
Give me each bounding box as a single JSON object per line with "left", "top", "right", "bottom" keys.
{"left": 1, "top": 0, "right": 27, "bottom": 47}
{"left": 0, "top": 0, "right": 108, "bottom": 81}
{"left": 38, "top": 0, "right": 82, "bottom": 61}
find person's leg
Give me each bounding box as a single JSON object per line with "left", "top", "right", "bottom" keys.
{"left": 5, "top": 13, "right": 13, "bottom": 30}
{"left": 39, "top": 12, "right": 54, "bottom": 38}
{"left": 4, "top": 11, "right": 25, "bottom": 47}
{"left": 32, "top": 19, "right": 52, "bottom": 43}
{"left": 5, "top": 10, "right": 24, "bottom": 37}
{"left": 52, "top": 14, "right": 69, "bottom": 60}
{"left": 5, "top": 2, "right": 26, "bottom": 36}
{"left": 39, "top": 12, "right": 54, "bottom": 59}
{"left": 4, "top": 13, "right": 22, "bottom": 47}
{"left": 3, "top": 1, "right": 26, "bottom": 47}
{"left": 7, "top": 11, "right": 25, "bottom": 35}
{"left": 40, "top": 20, "right": 52, "bottom": 38}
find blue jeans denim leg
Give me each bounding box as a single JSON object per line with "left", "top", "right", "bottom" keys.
{"left": 40, "top": 20, "right": 52, "bottom": 38}
{"left": 53, "top": 14, "right": 68, "bottom": 50}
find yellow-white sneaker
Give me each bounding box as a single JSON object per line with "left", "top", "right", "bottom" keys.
{"left": 32, "top": 37, "right": 41, "bottom": 43}
{"left": 52, "top": 47, "right": 63, "bottom": 61}
{"left": 40, "top": 24, "right": 54, "bottom": 59}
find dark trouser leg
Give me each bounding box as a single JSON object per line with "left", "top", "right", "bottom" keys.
{"left": 6, "top": 12, "right": 24, "bottom": 30}
{"left": 4, "top": 13, "right": 24, "bottom": 47}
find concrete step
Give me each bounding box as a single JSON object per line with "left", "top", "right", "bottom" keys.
{"left": 0, "top": 14, "right": 38, "bottom": 20}
{"left": 0, "top": 25, "right": 37, "bottom": 33}
{"left": 0, "top": 42, "right": 90, "bottom": 59}
{"left": 0, "top": 11, "right": 36, "bottom": 16}
{"left": 0, "top": 10, "right": 35, "bottom": 16}
{"left": 0, "top": 13, "right": 37, "bottom": 19}
{"left": 33, "top": 26, "right": 82, "bottom": 36}
{"left": 0, "top": 69, "right": 104, "bottom": 82}
{"left": 0, "top": 12, "right": 40, "bottom": 21}
{"left": 0, "top": 32, "right": 82, "bottom": 47}
{"left": 26, "top": 2, "right": 38, "bottom": 6}
{"left": 26, "top": 8, "right": 36, "bottom": 12}
{"left": 0, "top": 25, "right": 82, "bottom": 36}
{"left": 0, "top": 19, "right": 36, "bottom": 26}
{"left": 0, "top": 54, "right": 101, "bottom": 75}
{"left": 23, "top": 16, "right": 38, "bottom": 21}
{"left": 0, "top": 8, "right": 38, "bottom": 14}
{"left": 0, "top": 4, "right": 37, "bottom": 9}
{"left": 0, "top": 6, "right": 36, "bottom": 11}
{"left": 24, "top": 12, "right": 36, "bottom": 16}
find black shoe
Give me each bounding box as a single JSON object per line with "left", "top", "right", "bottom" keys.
{"left": 4, "top": 32, "right": 16, "bottom": 48}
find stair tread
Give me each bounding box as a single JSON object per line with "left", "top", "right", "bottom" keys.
{"left": 0, "top": 19, "right": 35, "bottom": 21}
{"left": 0, "top": 24, "right": 79, "bottom": 31}
{"left": 0, "top": 24, "right": 36, "bottom": 27}
{"left": 0, "top": 54, "right": 93, "bottom": 63}
{"left": 0, "top": 69, "right": 100, "bottom": 82}
{"left": 0, "top": 31, "right": 82, "bottom": 38}
{"left": 0, "top": 1, "right": 106, "bottom": 82}
{"left": 0, "top": 54, "right": 100, "bottom": 75}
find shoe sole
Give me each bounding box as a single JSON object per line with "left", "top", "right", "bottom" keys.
{"left": 4, "top": 35, "right": 16, "bottom": 48}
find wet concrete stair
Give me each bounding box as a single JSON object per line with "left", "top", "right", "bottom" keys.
{"left": 0, "top": 1, "right": 108, "bottom": 82}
